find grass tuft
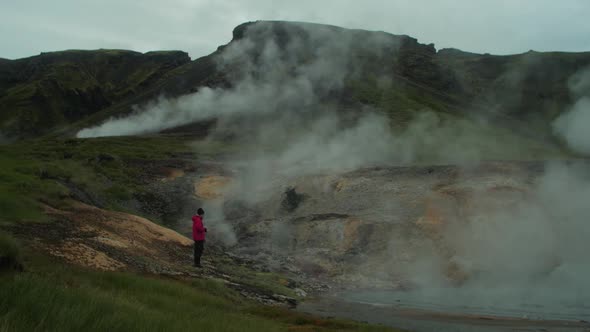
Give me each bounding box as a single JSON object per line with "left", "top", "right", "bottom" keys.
{"left": 0, "top": 264, "right": 400, "bottom": 332}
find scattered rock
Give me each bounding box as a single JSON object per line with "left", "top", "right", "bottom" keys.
{"left": 272, "top": 294, "right": 298, "bottom": 307}
{"left": 281, "top": 187, "right": 306, "bottom": 212}
{"left": 294, "top": 288, "right": 307, "bottom": 297}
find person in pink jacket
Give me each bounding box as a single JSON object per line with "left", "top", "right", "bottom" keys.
{"left": 192, "top": 208, "right": 207, "bottom": 267}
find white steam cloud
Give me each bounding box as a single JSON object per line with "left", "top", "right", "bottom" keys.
{"left": 77, "top": 22, "right": 395, "bottom": 139}
{"left": 553, "top": 97, "right": 590, "bottom": 155}
{"left": 553, "top": 66, "right": 590, "bottom": 155}
{"left": 387, "top": 162, "right": 590, "bottom": 319}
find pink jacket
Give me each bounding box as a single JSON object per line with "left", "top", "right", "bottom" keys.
{"left": 192, "top": 215, "right": 207, "bottom": 241}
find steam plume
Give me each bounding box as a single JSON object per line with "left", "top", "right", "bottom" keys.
{"left": 553, "top": 66, "right": 590, "bottom": 155}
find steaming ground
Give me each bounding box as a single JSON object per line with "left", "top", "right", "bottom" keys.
{"left": 214, "top": 161, "right": 590, "bottom": 320}
{"left": 74, "top": 21, "right": 590, "bottom": 326}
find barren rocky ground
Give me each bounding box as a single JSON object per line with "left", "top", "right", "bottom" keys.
{"left": 182, "top": 161, "right": 544, "bottom": 288}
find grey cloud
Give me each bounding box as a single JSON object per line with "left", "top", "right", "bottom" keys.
{"left": 2, "top": 0, "right": 590, "bottom": 59}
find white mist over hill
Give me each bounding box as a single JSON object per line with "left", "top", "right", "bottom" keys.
{"left": 553, "top": 66, "right": 590, "bottom": 155}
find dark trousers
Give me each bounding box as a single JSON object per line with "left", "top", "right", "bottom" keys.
{"left": 194, "top": 241, "right": 204, "bottom": 266}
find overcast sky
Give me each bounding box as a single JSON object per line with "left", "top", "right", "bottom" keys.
{"left": 2, "top": 0, "right": 589, "bottom": 60}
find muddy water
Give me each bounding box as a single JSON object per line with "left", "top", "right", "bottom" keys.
{"left": 298, "top": 289, "right": 590, "bottom": 332}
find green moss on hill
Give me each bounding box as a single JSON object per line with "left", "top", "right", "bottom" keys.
{"left": 0, "top": 50, "right": 190, "bottom": 138}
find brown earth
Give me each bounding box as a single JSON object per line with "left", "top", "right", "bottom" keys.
{"left": 194, "top": 175, "right": 232, "bottom": 200}
{"left": 15, "top": 201, "right": 194, "bottom": 273}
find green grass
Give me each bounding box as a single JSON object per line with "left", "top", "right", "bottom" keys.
{"left": 0, "top": 136, "right": 198, "bottom": 224}
{"left": 0, "top": 270, "right": 280, "bottom": 332}
{"left": 0, "top": 237, "right": 399, "bottom": 331}
{"left": 216, "top": 260, "right": 298, "bottom": 298}
{"left": 0, "top": 258, "right": 399, "bottom": 332}
{"left": 0, "top": 149, "right": 59, "bottom": 223}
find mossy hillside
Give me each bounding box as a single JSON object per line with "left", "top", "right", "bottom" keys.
{"left": 58, "top": 54, "right": 221, "bottom": 137}
{"left": 0, "top": 148, "right": 63, "bottom": 223}
{"left": 4, "top": 22, "right": 589, "bottom": 146}
{"left": 435, "top": 50, "right": 590, "bottom": 130}
{"left": 0, "top": 136, "right": 198, "bottom": 224}
{"left": 0, "top": 50, "right": 191, "bottom": 138}
{"left": 347, "top": 76, "right": 569, "bottom": 161}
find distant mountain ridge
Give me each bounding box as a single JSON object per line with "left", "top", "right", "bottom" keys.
{"left": 1, "top": 20, "right": 589, "bottom": 144}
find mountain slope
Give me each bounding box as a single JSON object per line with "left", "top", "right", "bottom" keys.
{"left": 0, "top": 49, "right": 190, "bottom": 139}
{"left": 436, "top": 49, "right": 590, "bottom": 135}
{"left": 2, "top": 21, "right": 589, "bottom": 145}
{"left": 68, "top": 21, "right": 590, "bottom": 144}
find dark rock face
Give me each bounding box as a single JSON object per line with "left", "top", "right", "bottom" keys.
{"left": 281, "top": 187, "right": 306, "bottom": 213}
